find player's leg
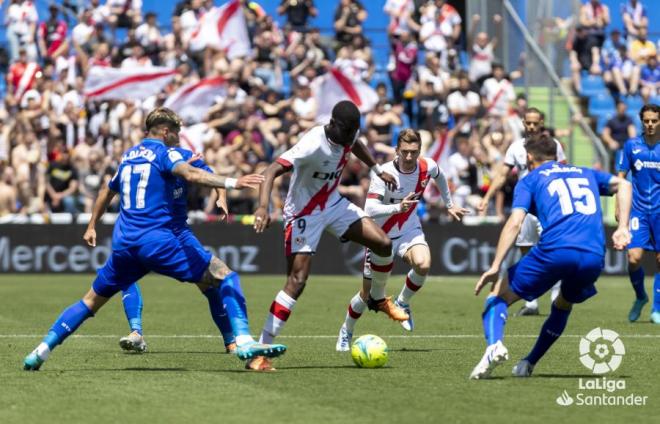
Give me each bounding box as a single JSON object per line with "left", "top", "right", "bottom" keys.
{"left": 651, "top": 252, "right": 660, "bottom": 324}
{"left": 195, "top": 281, "right": 237, "bottom": 353}
{"left": 627, "top": 212, "right": 651, "bottom": 321}
{"left": 337, "top": 251, "right": 371, "bottom": 351}
{"left": 119, "top": 283, "right": 147, "bottom": 353}
{"left": 397, "top": 241, "right": 431, "bottom": 331}
{"left": 516, "top": 216, "right": 542, "bottom": 316}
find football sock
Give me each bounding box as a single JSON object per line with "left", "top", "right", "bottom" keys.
{"left": 654, "top": 273, "right": 660, "bottom": 312}
{"left": 260, "top": 290, "right": 296, "bottom": 344}
{"left": 345, "top": 292, "right": 367, "bottom": 333}
{"left": 629, "top": 267, "right": 647, "bottom": 300}
{"left": 482, "top": 296, "right": 508, "bottom": 346}
{"left": 202, "top": 286, "right": 235, "bottom": 346}
{"left": 42, "top": 300, "right": 93, "bottom": 353}
{"left": 525, "top": 303, "right": 571, "bottom": 365}
{"left": 217, "top": 272, "right": 251, "bottom": 345}
{"left": 121, "top": 283, "right": 143, "bottom": 335}
{"left": 369, "top": 253, "right": 394, "bottom": 300}
{"left": 550, "top": 281, "right": 561, "bottom": 302}
{"left": 397, "top": 269, "right": 426, "bottom": 304}
{"left": 524, "top": 298, "right": 539, "bottom": 310}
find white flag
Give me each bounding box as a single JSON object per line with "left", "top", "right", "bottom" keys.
{"left": 179, "top": 123, "right": 212, "bottom": 154}
{"left": 188, "top": 0, "right": 250, "bottom": 59}
{"left": 311, "top": 68, "right": 379, "bottom": 123}
{"left": 164, "top": 76, "right": 226, "bottom": 124}
{"left": 84, "top": 66, "right": 177, "bottom": 101}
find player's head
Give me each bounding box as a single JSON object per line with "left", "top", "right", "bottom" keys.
{"left": 639, "top": 103, "right": 659, "bottom": 138}
{"left": 145, "top": 107, "right": 182, "bottom": 146}
{"left": 525, "top": 133, "right": 557, "bottom": 170}
{"left": 395, "top": 129, "right": 421, "bottom": 169}
{"left": 523, "top": 107, "right": 544, "bottom": 136}
{"left": 327, "top": 100, "right": 361, "bottom": 146}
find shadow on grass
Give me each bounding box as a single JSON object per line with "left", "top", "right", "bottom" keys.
{"left": 534, "top": 374, "right": 632, "bottom": 379}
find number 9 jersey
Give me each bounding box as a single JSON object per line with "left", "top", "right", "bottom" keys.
{"left": 512, "top": 161, "right": 614, "bottom": 255}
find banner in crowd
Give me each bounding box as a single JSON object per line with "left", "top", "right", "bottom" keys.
{"left": 0, "top": 224, "right": 652, "bottom": 275}
{"left": 83, "top": 66, "right": 178, "bottom": 101}
{"left": 188, "top": 0, "right": 250, "bottom": 59}
{"left": 164, "top": 77, "right": 226, "bottom": 124}
{"left": 312, "top": 68, "right": 379, "bottom": 123}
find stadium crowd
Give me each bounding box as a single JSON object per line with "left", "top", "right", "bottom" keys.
{"left": 0, "top": 0, "right": 654, "bottom": 223}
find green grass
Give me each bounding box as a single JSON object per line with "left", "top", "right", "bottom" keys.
{"left": 0, "top": 275, "right": 658, "bottom": 424}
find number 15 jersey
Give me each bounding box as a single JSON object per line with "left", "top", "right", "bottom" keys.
{"left": 512, "top": 161, "right": 613, "bottom": 255}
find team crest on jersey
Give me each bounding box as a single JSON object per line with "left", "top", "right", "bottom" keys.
{"left": 421, "top": 178, "right": 429, "bottom": 188}
{"left": 295, "top": 236, "right": 306, "bottom": 246}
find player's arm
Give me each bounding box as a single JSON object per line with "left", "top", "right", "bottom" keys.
{"left": 605, "top": 174, "right": 632, "bottom": 250}
{"left": 432, "top": 165, "right": 469, "bottom": 221}
{"left": 83, "top": 185, "right": 117, "bottom": 247}
{"left": 351, "top": 140, "right": 397, "bottom": 190}
{"left": 172, "top": 161, "right": 264, "bottom": 190}
{"left": 254, "top": 161, "right": 291, "bottom": 233}
{"left": 477, "top": 162, "right": 513, "bottom": 212}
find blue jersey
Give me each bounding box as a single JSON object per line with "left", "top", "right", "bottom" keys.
{"left": 617, "top": 137, "right": 660, "bottom": 213}
{"left": 108, "top": 139, "right": 185, "bottom": 250}
{"left": 512, "top": 162, "right": 613, "bottom": 255}
{"left": 171, "top": 148, "right": 213, "bottom": 230}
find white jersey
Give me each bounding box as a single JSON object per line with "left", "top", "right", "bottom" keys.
{"left": 503, "top": 137, "right": 566, "bottom": 180}
{"left": 366, "top": 157, "right": 451, "bottom": 239}
{"left": 277, "top": 126, "right": 353, "bottom": 222}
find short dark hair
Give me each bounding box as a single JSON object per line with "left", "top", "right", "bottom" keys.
{"left": 525, "top": 133, "right": 557, "bottom": 161}
{"left": 331, "top": 100, "right": 360, "bottom": 128}
{"left": 145, "top": 107, "right": 181, "bottom": 132}
{"left": 525, "top": 107, "right": 545, "bottom": 120}
{"left": 397, "top": 129, "right": 421, "bottom": 146}
{"left": 639, "top": 103, "right": 660, "bottom": 121}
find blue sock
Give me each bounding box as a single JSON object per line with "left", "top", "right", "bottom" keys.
{"left": 218, "top": 272, "right": 250, "bottom": 339}
{"left": 202, "top": 287, "right": 235, "bottom": 345}
{"left": 654, "top": 273, "right": 660, "bottom": 312}
{"left": 482, "top": 296, "right": 508, "bottom": 346}
{"left": 121, "top": 283, "right": 143, "bottom": 335}
{"left": 525, "top": 303, "right": 571, "bottom": 365}
{"left": 43, "top": 300, "right": 93, "bottom": 351}
{"left": 629, "top": 267, "right": 647, "bottom": 300}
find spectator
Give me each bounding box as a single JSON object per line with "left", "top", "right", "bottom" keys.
{"left": 640, "top": 55, "right": 659, "bottom": 103}
{"left": 602, "top": 100, "right": 636, "bottom": 171}
{"left": 447, "top": 73, "right": 480, "bottom": 135}
{"left": 579, "top": 0, "right": 610, "bottom": 49}
{"left": 135, "top": 12, "right": 163, "bottom": 63}
{"left": 107, "top": 0, "right": 143, "bottom": 33}
{"left": 37, "top": 5, "right": 68, "bottom": 61}
{"left": 467, "top": 14, "right": 502, "bottom": 85}
{"left": 481, "top": 63, "right": 516, "bottom": 120}
{"left": 278, "top": 0, "right": 317, "bottom": 32}
{"left": 384, "top": 0, "right": 417, "bottom": 37}
{"left": 622, "top": 0, "right": 648, "bottom": 40}
{"left": 4, "top": 0, "right": 39, "bottom": 62}
{"left": 45, "top": 147, "right": 79, "bottom": 214}
{"left": 570, "top": 25, "right": 602, "bottom": 92}
{"left": 629, "top": 26, "right": 656, "bottom": 65}
{"left": 601, "top": 29, "right": 625, "bottom": 63}
{"left": 365, "top": 100, "right": 402, "bottom": 145}
{"left": 78, "top": 149, "right": 114, "bottom": 213}
{"left": 604, "top": 46, "right": 640, "bottom": 97}
{"left": 389, "top": 31, "right": 417, "bottom": 104}
{"left": 6, "top": 48, "right": 41, "bottom": 108}
{"left": 448, "top": 134, "right": 481, "bottom": 211}
{"left": 416, "top": 52, "right": 450, "bottom": 130}
{"left": 420, "top": 0, "right": 462, "bottom": 50}
{"left": 0, "top": 166, "right": 18, "bottom": 216}
{"left": 334, "top": 0, "right": 367, "bottom": 47}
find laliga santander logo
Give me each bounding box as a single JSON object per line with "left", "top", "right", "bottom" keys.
{"left": 579, "top": 328, "right": 625, "bottom": 374}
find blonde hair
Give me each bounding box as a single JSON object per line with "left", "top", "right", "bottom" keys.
{"left": 397, "top": 128, "right": 421, "bottom": 146}
{"left": 145, "top": 107, "right": 182, "bottom": 133}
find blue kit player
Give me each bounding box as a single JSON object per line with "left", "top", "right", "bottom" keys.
{"left": 82, "top": 147, "right": 236, "bottom": 354}
{"left": 24, "top": 107, "right": 286, "bottom": 370}
{"left": 469, "top": 133, "right": 632, "bottom": 379}
{"left": 617, "top": 104, "right": 660, "bottom": 324}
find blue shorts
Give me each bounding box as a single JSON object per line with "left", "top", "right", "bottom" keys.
{"left": 92, "top": 228, "right": 212, "bottom": 298}
{"left": 629, "top": 210, "right": 660, "bottom": 251}
{"left": 508, "top": 247, "right": 604, "bottom": 304}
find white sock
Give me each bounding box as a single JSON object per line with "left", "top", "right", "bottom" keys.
{"left": 36, "top": 342, "right": 51, "bottom": 361}
{"left": 550, "top": 282, "right": 561, "bottom": 302}
{"left": 525, "top": 299, "right": 539, "bottom": 309}
{"left": 397, "top": 269, "right": 426, "bottom": 304}
{"left": 344, "top": 292, "right": 367, "bottom": 333}
{"left": 235, "top": 335, "right": 254, "bottom": 346}
{"left": 369, "top": 253, "right": 394, "bottom": 300}
{"left": 259, "top": 290, "right": 296, "bottom": 344}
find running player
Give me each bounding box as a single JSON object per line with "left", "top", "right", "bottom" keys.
{"left": 617, "top": 103, "right": 660, "bottom": 324}
{"left": 478, "top": 107, "right": 567, "bottom": 316}
{"left": 336, "top": 129, "right": 468, "bottom": 351}
{"left": 23, "top": 107, "right": 285, "bottom": 370}
{"left": 249, "top": 101, "right": 404, "bottom": 371}
{"left": 469, "top": 133, "right": 632, "bottom": 379}
{"left": 83, "top": 149, "right": 237, "bottom": 354}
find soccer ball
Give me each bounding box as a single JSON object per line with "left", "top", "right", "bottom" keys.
{"left": 351, "top": 335, "right": 388, "bottom": 368}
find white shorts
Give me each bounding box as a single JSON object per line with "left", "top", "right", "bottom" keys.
{"left": 363, "top": 228, "right": 428, "bottom": 279}
{"left": 516, "top": 214, "right": 542, "bottom": 247}
{"left": 284, "top": 197, "right": 367, "bottom": 256}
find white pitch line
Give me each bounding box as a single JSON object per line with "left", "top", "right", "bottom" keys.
{"left": 0, "top": 334, "right": 659, "bottom": 339}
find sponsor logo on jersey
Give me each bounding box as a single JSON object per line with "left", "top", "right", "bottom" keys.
{"left": 312, "top": 170, "right": 343, "bottom": 181}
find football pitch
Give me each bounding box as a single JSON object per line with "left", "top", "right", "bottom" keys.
{"left": 0, "top": 274, "right": 658, "bottom": 424}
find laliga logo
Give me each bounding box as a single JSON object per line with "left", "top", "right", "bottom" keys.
{"left": 579, "top": 328, "right": 625, "bottom": 374}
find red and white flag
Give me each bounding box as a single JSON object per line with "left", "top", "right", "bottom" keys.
{"left": 15, "top": 62, "right": 40, "bottom": 102}
{"left": 188, "top": 0, "right": 250, "bottom": 59}
{"left": 83, "top": 66, "right": 177, "bottom": 101}
{"left": 311, "top": 67, "right": 379, "bottom": 123}
{"left": 179, "top": 123, "right": 212, "bottom": 154}
{"left": 164, "top": 76, "right": 226, "bottom": 124}
{"left": 424, "top": 132, "right": 452, "bottom": 203}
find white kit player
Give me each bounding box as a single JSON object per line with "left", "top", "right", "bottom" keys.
{"left": 478, "top": 107, "right": 567, "bottom": 315}
{"left": 336, "top": 129, "right": 469, "bottom": 351}
{"left": 250, "top": 101, "right": 408, "bottom": 371}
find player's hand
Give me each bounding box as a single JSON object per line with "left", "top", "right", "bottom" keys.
{"left": 447, "top": 205, "right": 470, "bottom": 222}
{"left": 400, "top": 192, "right": 418, "bottom": 213}
{"left": 253, "top": 206, "right": 270, "bottom": 233}
{"left": 475, "top": 266, "right": 500, "bottom": 296}
{"left": 187, "top": 152, "right": 203, "bottom": 164}
{"left": 235, "top": 174, "right": 265, "bottom": 190}
{"left": 612, "top": 227, "right": 631, "bottom": 251}
{"left": 477, "top": 196, "right": 489, "bottom": 212}
{"left": 216, "top": 199, "right": 228, "bottom": 222}
{"left": 83, "top": 228, "right": 97, "bottom": 247}
{"left": 379, "top": 171, "right": 398, "bottom": 191}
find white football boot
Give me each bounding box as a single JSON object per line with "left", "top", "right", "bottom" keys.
{"left": 335, "top": 324, "right": 353, "bottom": 352}
{"left": 394, "top": 300, "right": 414, "bottom": 332}
{"left": 469, "top": 341, "right": 509, "bottom": 380}
{"left": 119, "top": 331, "right": 148, "bottom": 353}
{"left": 512, "top": 359, "right": 535, "bottom": 377}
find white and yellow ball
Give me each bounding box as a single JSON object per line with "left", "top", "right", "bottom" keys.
{"left": 351, "top": 335, "right": 389, "bottom": 368}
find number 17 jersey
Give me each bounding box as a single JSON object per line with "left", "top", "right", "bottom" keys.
{"left": 512, "top": 161, "right": 613, "bottom": 255}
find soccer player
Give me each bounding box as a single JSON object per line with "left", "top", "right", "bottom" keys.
{"left": 250, "top": 101, "right": 403, "bottom": 371}
{"left": 23, "top": 107, "right": 285, "bottom": 370}
{"left": 336, "top": 129, "right": 469, "bottom": 351}
{"left": 478, "top": 107, "right": 567, "bottom": 316}
{"left": 83, "top": 149, "right": 237, "bottom": 354}
{"left": 617, "top": 103, "right": 660, "bottom": 324}
{"left": 469, "top": 133, "right": 632, "bottom": 379}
